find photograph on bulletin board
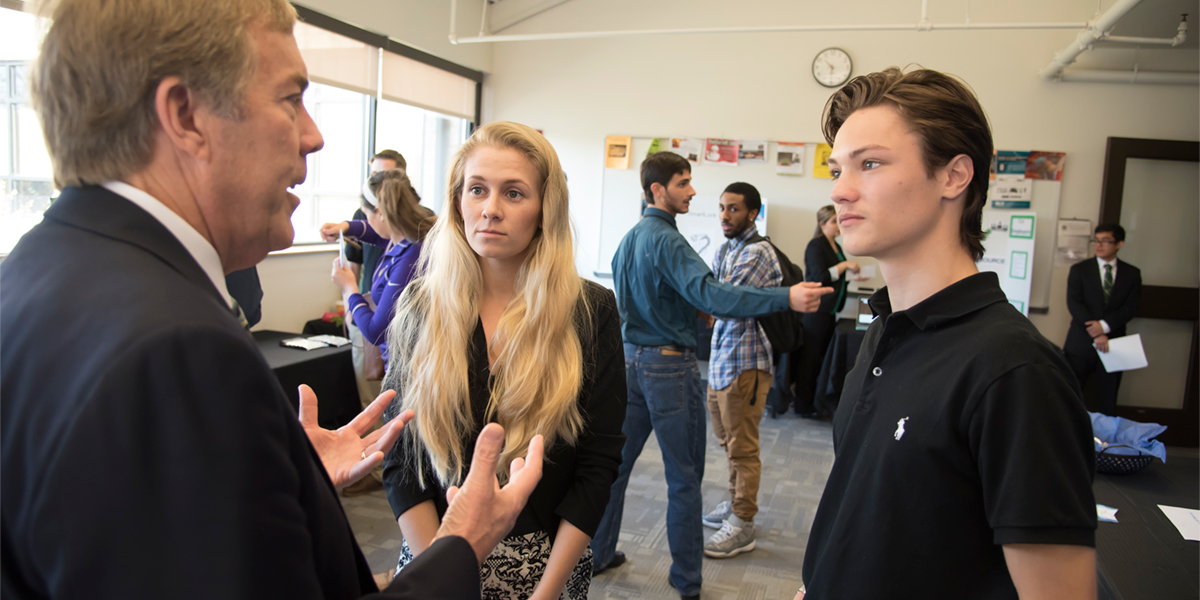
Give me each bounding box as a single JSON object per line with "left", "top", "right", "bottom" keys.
{"left": 605, "top": 136, "right": 632, "bottom": 169}
{"left": 669, "top": 138, "right": 702, "bottom": 163}
{"left": 738, "top": 140, "right": 767, "bottom": 164}
{"left": 776, "top": 142, "right": 806, "bottom": 176}
{"left": 812, "top": 143, "right": 833, "bottom": 179}
{"left": 1025, "top": 151, "right": 1065, "bottom": 181}
{"left": 705, "top": 139, "right": 739, "bottom": 166}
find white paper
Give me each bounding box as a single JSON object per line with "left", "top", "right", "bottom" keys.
{"left": 307, "top": 334, "right": 351, "bottom": 347}
{"left": 1010, "top": 216, "right": 1035, "bottom": 238}
{"left": 1158, "top": 505, "right": 1200, "bottom": 541}
{"left": 667, "top": 138, "right": 703, "bottom": 164}
{"left": 857, "top": 265, "right": 876, "bottom": 279}
{"left": 1097, "top": 504, "right": 1119, "bottom": 523}
{"left": 1097, "top": 333, "right": 1149, "bottom": 373}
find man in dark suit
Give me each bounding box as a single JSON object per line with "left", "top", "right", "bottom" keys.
{"left": 1064, "top": 223, "right": 1142, "bottom": 415}
{"left": 1, "top": 1, "right": 541, "bottom": 598}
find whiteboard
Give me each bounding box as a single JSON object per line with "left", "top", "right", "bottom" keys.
{"left": 594, "top": 137, "right": 1062, "bottom": 309}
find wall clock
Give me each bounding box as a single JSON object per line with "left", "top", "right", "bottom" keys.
{"left": 813, "top": 48, "right": 853, "bottom": 88}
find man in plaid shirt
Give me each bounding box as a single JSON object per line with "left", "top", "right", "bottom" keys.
{"left": 702, "top": 182, "right": 781, "bottom": 559}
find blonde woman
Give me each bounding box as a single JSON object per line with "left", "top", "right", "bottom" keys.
{"left": 381, "top": 122, "right": 626, "bottom": 600}
{"left": 320, "top": 168, "right": 434, "bottom": 365}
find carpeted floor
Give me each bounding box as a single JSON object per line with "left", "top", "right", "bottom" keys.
{"left": 342, "top": 407, "right": 836, "bottom": 600}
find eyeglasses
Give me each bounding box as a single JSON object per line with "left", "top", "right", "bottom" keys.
{"left": 1091, "top": 238, "right": 1118, "bottom": 245}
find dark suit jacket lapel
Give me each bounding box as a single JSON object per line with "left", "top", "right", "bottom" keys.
{"left": 45, "top": 186, "right": 225, "bottom": 306}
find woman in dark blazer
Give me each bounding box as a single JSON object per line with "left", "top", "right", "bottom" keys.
{"left": 793, "top": 205, "right": 859, "bottom": 416}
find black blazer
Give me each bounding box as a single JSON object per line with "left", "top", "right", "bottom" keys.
{"left": 1064, "top": 257, "right": 1142, "bottom": 357}
{"left": 1, "top": 186, "right": 480, "bottom": 600}
{"left": 804, "top": 236, "right": 849, "bottom": 315}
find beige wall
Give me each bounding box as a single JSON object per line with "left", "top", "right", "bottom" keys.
{"left": 254, "top": 249, "right": 342, "bottom": 333}
{"left": 485, "top": 0, "right": 1199, "bottom": 344}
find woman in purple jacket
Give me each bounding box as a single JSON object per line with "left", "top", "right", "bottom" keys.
{"left": 322, "top": 168, "right": 435, "bottom": 364}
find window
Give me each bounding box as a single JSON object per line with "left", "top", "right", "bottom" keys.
{"left": 0, "top": 9, "right": 478, "bottom": 254}
{"left": 374, "top": 98, "right": 471, "bottom": 215}
{"left": 1, "top": 8, "right": 54, "bottom": 255}
{"left": 288, "top": 81, "right": 371, "bottom": 245}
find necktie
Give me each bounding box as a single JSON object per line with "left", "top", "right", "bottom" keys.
{"left": 1103, "top": 263, "right": 1113, "bottom": 302}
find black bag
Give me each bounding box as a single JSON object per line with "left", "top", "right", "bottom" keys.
{"left": 744, "top": 233, "right": 805, "bottom": 353}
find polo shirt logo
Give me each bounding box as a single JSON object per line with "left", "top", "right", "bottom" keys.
{"left": 894, "top": 417, "right": 909, "bottom": 440}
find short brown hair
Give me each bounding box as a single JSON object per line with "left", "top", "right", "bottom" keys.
{"left": 373, "top": 149, "right": 407, "bottom": 171}
{"left": 822, "top": 67, "right": 993, "bottom": 261}
{"left": 32, "top": 0, "right": 297, "bottom": 188}
{"left": 369, "top": 169, "right": 434, "bottom": 242}
{"left": 641, "top": 152, "right": 690, "bottom": 206}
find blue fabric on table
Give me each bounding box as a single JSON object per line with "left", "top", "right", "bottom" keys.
{"left": 1090, "top": 412, "right": 1167, "bottom": 463}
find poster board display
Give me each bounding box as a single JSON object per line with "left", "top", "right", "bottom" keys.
{"left": 977, "top": 210, "right": 1037, "bottom": 315}
{"left": 595, "top": 137, "right": 1063, "bottom": 310}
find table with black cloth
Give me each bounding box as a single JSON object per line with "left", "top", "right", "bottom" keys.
{"left": 1094, "top": 454, "right": 1199, "bottom": 600}
{"left": 812, "top": 318, "right": 866, "bottom": 414}
{"left": 253, "top": 330, "right": 360, "bottom": 430}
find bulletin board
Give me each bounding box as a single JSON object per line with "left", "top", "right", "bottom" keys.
{"left": 595, "top": 137, "right": 1063, "bottom": 310}
{"left": 595, "top": 137, "right": 841, "bottom": 279}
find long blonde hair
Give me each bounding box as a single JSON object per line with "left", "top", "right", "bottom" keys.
{"left": 385, "top": 121, "right": 587, "bottom": 488}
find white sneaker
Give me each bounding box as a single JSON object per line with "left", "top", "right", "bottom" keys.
{"left": 702, "top": 500, "right": 732, "bottom": 529}
{"left": 703, "top": 517, "right": 756, "bottom": 558}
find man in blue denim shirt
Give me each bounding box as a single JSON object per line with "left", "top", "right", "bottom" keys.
{"left": 591, "top": 152, "right": 831, "bottom": 600}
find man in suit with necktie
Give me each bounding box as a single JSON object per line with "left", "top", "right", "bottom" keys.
{"left": 1, "top": 0, "right": 542, "bottom": 598}
{"left": 1064, "top": 223, "right": 1142, "bottom": 415}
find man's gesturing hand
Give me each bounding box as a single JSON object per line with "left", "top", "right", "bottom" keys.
{"left": 435, "top": 423, "right": 544, "bottom": 564}
{"left": 299, "top": 385, "right": 411, "bottom": 490}
{"left": 789, "top": 281, "right": 835, "bottom": 313}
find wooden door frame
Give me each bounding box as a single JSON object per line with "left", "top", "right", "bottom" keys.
{"left": 1099, "top": 137, "right": 1199, "bottom": 447}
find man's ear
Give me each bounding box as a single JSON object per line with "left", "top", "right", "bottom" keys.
{"left": 649, "top": 182, "right": 663, "bottom": 204}
{"left": 153, "top": 76, "right": 211, "bottom": 161}
{"left": 941, "top": 154, "right": 974, "bottom": 202}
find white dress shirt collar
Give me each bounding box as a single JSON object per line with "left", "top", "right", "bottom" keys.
{"left": 1096, "top": 255, "right": 1118, "bottom": 277}
{"left": 102, "top": 181, "right": 233, "bottom": 309}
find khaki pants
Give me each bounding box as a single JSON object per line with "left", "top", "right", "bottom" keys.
{"left": 348, "top": 320, "right": 384, "bottom": 482}
{"left": 707, "top": 369, "right": 771, "bottom": 521}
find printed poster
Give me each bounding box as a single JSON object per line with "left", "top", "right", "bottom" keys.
{"left": 989, "top": 178, "right": 1032, "bottom": 208}
{"left": 668, "top": 138, "right": 702, "bottom": 163}
{"left": 1055, "top": 218, "right": 1092, "bottom": 266}
{"left": 978, "top": 209, "right": 1036, "bottom": 316}
{"left": 775, "top": 142, "right": 805, "bottom": 176}
{"left": 705, "top": 139, "right": 739, "bottom": 166}
{"left": 604, "top": 136, "right": 632, "bottom": 169}
{"left": 995, "top": 151, "right": 1030, "bottom": 179}
{"left": 812, "top": 143, "right": 833, "bottom": 179}
{"left": 738, "top": 140, "right": 767, "bottom": 164}
{"left": 1026, "top": 151, "right": 1066, "bottom": 181}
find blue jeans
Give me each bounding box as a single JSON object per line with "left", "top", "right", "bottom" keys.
{"left": 591, "top": 344, "right": 706, "bottom": 596}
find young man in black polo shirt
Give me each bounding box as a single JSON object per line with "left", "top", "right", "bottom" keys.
{"left": 796, "top": 68, "right": 1097, "bottom": 600}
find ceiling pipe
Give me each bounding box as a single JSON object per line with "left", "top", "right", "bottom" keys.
{"left": 1059, "top": 68, "right": 1199, "bottom": 85}
{"left": 448, "top": 0, "right": 1084, "bottom": 44}
{"left": 1039, "top": 0, "right": 1146, "bottom": 79}
{"left": 449, "top": 20, "right": 1088, "bottom": 44}
{"left": 1102, "top": 14, "right": 1188, "bottom": 46}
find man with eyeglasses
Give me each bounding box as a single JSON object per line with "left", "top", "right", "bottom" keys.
{"left": 1063, "top": 223, "right": 1142, "bottom": 416}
